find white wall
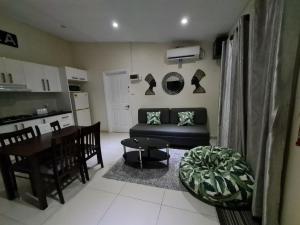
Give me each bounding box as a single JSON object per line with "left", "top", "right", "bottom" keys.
{"left": 72, "top": 42, "right": 221, "bottom": 136}
{"left": 278, "top": 0, "right": 300, "bottom": 224}
{"left": 0, "top": 13, "right": 74, "bottom": 66}
{"left": 281, "top": 70, "right": 300, "bottom": 225}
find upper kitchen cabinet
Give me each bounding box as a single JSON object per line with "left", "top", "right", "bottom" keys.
{"left": 23, "top": 62, "right": 62, "bottom": 92}
{"left": 23, "top": 62, "right": 44, "bottom": 92}
{"left": 65, "top": 67, "right": 88, "bottom": 82}
{"left": 0, "top": 57, "right": 26, "bottom": 85}
{"left": 43, "top": 65, "right": 62, "bottom": 92}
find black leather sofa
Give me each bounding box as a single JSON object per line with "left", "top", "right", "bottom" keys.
{"left": 130, "top": 108, "right": 210, "bottom": 148}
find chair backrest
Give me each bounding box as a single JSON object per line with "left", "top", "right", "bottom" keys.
{"left": 50, "top": 120, "right": 61, "bottom": 132}
{"left": 0, "top": 127, "right": 36, "bottom": 161}
{"left": 80, "top": 122, "right": 100, "bottom": 160}
{"left": 35, "top": 123, "right": 52, "bottom": 136}
{"left": 51, "top": 130, "right": 81, "bottom": 176}
{"left": 0, "top": 127, "right": 36, "bottom": 147}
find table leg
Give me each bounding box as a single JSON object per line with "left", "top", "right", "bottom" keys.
{"left": 123, "top": 146, "right": 127, "bottom": 161}
{"left": 166, "top": 146, "right": 170, "bottom": 167}
{"left": 0, "top": 155, "right": 17, "bottom": 200}
{"left": 138, "top": 147, "right": 143, "bottom": 170}
{"left": 29, "top": 156, "right": 48, "bottom": 210}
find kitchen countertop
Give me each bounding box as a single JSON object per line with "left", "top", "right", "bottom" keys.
{"left": 0, "top": 111, "right": 72, "bottom": 126}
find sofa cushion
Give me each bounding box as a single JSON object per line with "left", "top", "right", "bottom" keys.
{"left": 138, "top": 108, "right": 170, "bottom": 124}
{"left": 170, "top": 108, "right": 207, "bottom": 125}
{"left": 130, "top": 124, "right": 209, "bottom": 138}
{"left": 178, "top": 111, "right": 195, "bottom": 126}
{"left": 147, "top": 112, "right": 161, "bottom": 125}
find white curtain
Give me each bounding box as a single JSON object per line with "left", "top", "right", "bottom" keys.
{"left": 218, "top": 0, "right": 299, "bottom": 225}
{"left": 218, "top": 40, "right": 233, "bottom": 147}
{"left": 218, "top": 15, "right": 249, "bottom": 157}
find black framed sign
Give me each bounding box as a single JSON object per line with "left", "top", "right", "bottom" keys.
{"left": 0, "top": 29, "right": 18, "bottom": 48}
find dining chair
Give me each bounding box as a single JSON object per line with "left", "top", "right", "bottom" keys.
{"left": 50, "top": 121, "right": 61, "bottom": 132}
{"left": 35, "top": 123, "right": 52, "bottom": 136}
{"left": 0, "top": 127, "right": 37, "bottom": 193}
{"left": 40, "top": 130, "right": 85, "bottom": 204}
{"left": 80, "top": 122, "right": 103, "bottom": 180}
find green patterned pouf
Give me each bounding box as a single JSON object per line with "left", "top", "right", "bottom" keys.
{"left": 179, "top": 146, "right": 254, "bottom": 207}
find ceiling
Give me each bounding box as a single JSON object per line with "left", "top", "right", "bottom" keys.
{"left": 0, "top": 0, "right": 249, "bottom": 42}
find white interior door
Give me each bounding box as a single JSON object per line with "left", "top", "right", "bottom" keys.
{"left": 104, "top": 70, "right": 131, "bottom": 132}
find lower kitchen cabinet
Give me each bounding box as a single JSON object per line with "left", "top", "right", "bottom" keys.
{"left": 0, "top": 113, "right": 74, "bottom": 134}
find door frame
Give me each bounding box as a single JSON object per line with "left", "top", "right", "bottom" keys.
{"left": 103, "top": 69, "right": 131, "bottom": 132}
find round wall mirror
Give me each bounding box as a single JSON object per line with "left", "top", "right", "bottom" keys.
{"left": 162, "top": 72, "right": 184, "bottom": 95}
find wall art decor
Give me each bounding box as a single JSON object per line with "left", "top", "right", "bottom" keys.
{"left": 145, "top": 73, "right": 156, "bottom": 95}
{"left": 162, "top": 72, "right": 184, "bottom": 95}
{"left": 0, "top": 29, "right": 18, "bottom": 48}
{"left": 191, "top": 69, "right": 206, "bottom": 93}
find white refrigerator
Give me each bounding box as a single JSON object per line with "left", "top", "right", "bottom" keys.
{"left": 70, "top": 92, "right": 92, "bottom": 126}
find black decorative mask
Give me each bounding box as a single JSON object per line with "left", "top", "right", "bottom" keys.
{"left": 145, "top": 73, "right": 156, "bottom": 95}
{"left": 191, "top": 69, "right": 206, "bottom": 93}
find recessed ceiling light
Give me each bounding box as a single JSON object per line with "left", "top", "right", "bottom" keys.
{"left": 180, "top": 17, "right": 189, "bottom": 26}
{"left": 112, "top": 21, "right": 119, "bottom": 29}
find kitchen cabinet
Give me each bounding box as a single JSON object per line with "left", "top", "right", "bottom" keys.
{"left": 0, "top": 113, "right": 74, "bottom": 135}
{"left": 65, "top": 67, "right": 88, "bottom": 82}
{"left": 0, "top": 123, "right": 18, "bottom": 134}
{"left": 0, "top": 58, "right": 26, "bottom": 85}
{"left": 43, "top": 65, "right": 62, "bottom": 92}
{"left": 59, "top": 113, "right": 74, "bottom": 128}
{"left": 23, "top": 62, "right": 45, "bottom": 92}
{"left": 23, "top": 62, "right": 62, "bottom": 92}
{"left": 45, "top": 113, "right": 74, "bottom": 128}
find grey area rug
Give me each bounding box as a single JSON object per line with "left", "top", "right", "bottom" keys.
{"left": 103, "top": 149, "right": 187, "bottom": 191}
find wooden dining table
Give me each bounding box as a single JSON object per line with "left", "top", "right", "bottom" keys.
{"left": 0, "top": 126, "right": 81, "bottom": 210}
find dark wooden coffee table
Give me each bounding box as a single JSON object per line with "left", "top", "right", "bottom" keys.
{"left": 121, "top": 137, "right": 170, "bottom": 169}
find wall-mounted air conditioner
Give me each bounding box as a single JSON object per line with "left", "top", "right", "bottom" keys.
{"left": 166, "top": 46, "right": 203, "bottom": 62}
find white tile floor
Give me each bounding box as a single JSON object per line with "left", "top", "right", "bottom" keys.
{"left": 0, "top": 132, "right": 219, "bottom": 225}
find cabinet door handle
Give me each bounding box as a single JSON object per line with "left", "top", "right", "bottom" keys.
{"left": 71, "top": 76, "right": 78, "bottom": 80}
{"left": 61, "top": 116, "right": 69, "bottom": 119}
{"left": 1, "top": 73, "right": 6, "bottom": 83}
{"left": 63, "top": 123, "right": 70, "bottom": 128}
{"left": 79, "top": 78, "right": 85, "bottom": 80}
{"left": 41, "top": 79, "right": 46, "bottom": 91}
{"left": 8, "top": 73, "right": 13, "bottom": 83}
{"left": 46, "top": 79, "right": 50, "bottom": 91}
{"left": 14, "top": 124, "right": 18, "bottom": 131}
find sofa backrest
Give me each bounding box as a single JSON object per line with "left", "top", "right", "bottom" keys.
{"left": 138, "top": 108, "right": 170, "bottom": 124}
{"left": 169, "top": 108, "right": 207, "bottom": 125}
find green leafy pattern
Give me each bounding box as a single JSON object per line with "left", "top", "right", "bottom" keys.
{"left": 179, "top": 146, "right": 254, "bottom": 207}
{"left": 147, "top": 112, "right": 161, "bottom": 125}
{"left": 178, "top": 111, "right": 195, "bottom": 126}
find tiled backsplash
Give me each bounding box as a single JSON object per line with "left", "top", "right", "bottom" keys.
{"left": 0, "top": 93, "right": 58, "bottom": 117}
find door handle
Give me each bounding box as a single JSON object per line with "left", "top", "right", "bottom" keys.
{"left": 125, "top": 105, "right": 130, "bottom": 109}
{"left": 8, "top": 73, "right": 13, "bottom": 83}
{"left": 1, "top": 73, "right": 6, "bottom": 83}
{"left": 42, "top": 79, "right": 46, "bottom": 91}
{"left": 46, "top": 79, "right": 50, "bottom": 91}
